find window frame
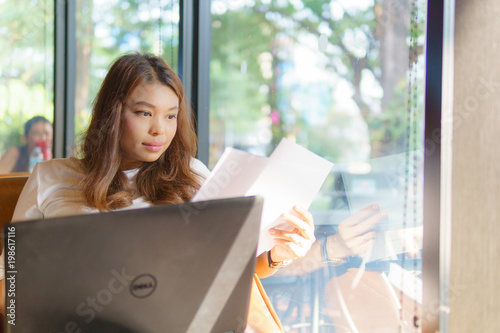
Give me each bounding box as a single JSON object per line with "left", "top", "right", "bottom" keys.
{"left": 422, "top": 0, "right": 447, "bottom": 331}
{"left": 54, "top": 0, "right": 76, "bottom": 158}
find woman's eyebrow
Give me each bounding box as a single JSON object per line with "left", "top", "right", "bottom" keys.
{"left": 132, "top": 101, "right": 178, "bottom": 111}
{"left": 133, "top": 101, "right": 156, "bottom": 108}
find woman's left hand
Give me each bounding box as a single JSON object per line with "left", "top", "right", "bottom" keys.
{"left": 268, "top": 205, "right": 316, "bottom": 263}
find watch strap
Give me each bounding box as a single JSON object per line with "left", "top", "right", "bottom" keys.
{"left": 267, "top": 250, "right": 293, "bottom": 268}
{"left": 321, "top": 236, "right": 347, "bottom": 265}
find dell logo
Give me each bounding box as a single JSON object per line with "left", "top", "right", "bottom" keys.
{"left": 133, "top": 282, "right": 153, "bottom": 290}
{"left": 130, "top": 274, "right": 157, "bottom": 298}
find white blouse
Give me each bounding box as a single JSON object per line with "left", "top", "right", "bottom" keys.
{"left": 1, "top": 157, "right": 210, "bottom": 280}
{"left": 12, "top": 156, "right": 210, "bottom": 222}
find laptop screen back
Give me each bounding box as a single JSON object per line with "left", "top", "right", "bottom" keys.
{"left": 4, "top": 196, "right": 262, "bottom": 333}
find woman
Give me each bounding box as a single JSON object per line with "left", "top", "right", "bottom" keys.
{"left": 1, "top": 54, "right": 315, "bottom": 328}
{"left": 0, "top": 116, "right": 53, "bottom": 174}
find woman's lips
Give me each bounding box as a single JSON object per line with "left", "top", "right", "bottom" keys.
{"left": 143, "top": 143, "right": 164, "bottom": 152}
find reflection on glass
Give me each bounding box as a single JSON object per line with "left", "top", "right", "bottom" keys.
{"left": 210, "top": 0, "right": 426, "bottom": 331}
{"left": 74, "top": 0, "right": 180, "bottom": 148}
{"left": 0, "top": 1, "right": 54, "bottom": 174}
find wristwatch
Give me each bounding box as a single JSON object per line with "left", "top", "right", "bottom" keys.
{"left": 267, "top": 250, "right": 293, "bottom": 269}
{"left": 321, "top": 236, "right": 347, "bottom": 265}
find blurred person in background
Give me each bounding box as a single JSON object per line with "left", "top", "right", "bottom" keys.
{"left": 0, "top": 116, "right": 53, "bottom": 174}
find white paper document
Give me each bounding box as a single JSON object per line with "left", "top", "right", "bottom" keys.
{"left": 191, "top": 138, "right": 333, "bottom": 254}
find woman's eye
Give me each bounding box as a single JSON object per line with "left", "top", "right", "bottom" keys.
{"left": 135, "top": 111, "right": 151, "bottom": 117}
{"left": 167, "top": 114, "right": 177, "bottom": 120}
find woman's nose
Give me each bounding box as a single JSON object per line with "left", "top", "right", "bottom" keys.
{"left": 149, "top": 118, "right": 165, "bottom": 136}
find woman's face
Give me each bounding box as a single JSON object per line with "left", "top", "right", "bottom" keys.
{"left": 26, "top": 121, "right": 53, "bottom": 152}
{"left": 120, "top": 82, "right": 179, "bottom": 170}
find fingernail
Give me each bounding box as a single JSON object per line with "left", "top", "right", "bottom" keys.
{"left": 372, "top": 204, "right": 380, "bottom": 210}
{"left": 269, "top": 229, "right": 276, "bottom": 235}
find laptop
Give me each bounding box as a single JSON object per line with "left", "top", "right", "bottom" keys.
{"left": 3, "top": 196, "right": 263, "bottom": 333}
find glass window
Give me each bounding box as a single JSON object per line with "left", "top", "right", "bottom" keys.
{"left": 74, "top": 0, "right": 180, "bottom": 149}
{"left": 210, "top": 1, "right": 426, "bottom": 331}
{"left": 0, "top": 1, "right": 54, "bottom": 175}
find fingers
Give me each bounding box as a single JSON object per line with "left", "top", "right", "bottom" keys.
{"left": 341, "top": 204, "right": 380, "bottom": 226}
{"left": 335, "top": 205, "right": 386, "bottom": 258}
{"left": 339, "top": 209, "right": 387, "bottom": 241}
{"left": 268, "top": 205, "right": 316, "bottom": 262}
{"left": 347, "top": 210, "right": 387, "bottom": 237}
{"left": 270, "top": 228, "right": 312, "bottom": 246}
{"left": 292, "top": 205, "right": 314, "bottom": 228}
{"left": 269, "top": 224, "right": 316, "bottom": 255}
{"left": 281, "top": 210, "right": 315, "bottom": 240}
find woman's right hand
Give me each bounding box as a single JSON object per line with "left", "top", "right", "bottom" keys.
{"left": 328, "top": 204, "right": 387, "bottom": 258}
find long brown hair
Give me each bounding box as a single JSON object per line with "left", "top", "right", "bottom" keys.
{"left": 81, "top": 53, "right": 202, "bottom": 211}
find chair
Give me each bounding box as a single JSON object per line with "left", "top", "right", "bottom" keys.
{"left": 0, "top": 174, "right": 29, "bottom": 228}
